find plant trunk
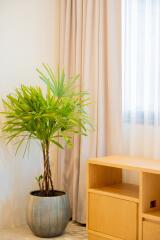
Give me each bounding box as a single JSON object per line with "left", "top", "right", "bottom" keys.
{"left": 41, "top": 141, "right": 54, "bottom": 194}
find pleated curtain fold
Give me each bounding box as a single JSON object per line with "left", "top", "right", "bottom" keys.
{"left": 55, "top": 0, "right": 122, "bottom": 223}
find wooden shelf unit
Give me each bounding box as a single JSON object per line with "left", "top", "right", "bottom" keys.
{"left": 87, "top": 155, "right": 160, "bottom": 240}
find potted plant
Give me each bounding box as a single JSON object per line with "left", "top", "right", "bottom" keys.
{"left": 1, "top": 64, "right": 91, "bottom": 238}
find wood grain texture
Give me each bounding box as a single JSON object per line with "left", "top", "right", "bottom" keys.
{"left": 27, "top": 193, "right": 71, "bottom": 238}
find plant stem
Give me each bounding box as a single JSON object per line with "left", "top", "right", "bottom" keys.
{"left": 41, "top": 141, "right": 54, "bottom": 194}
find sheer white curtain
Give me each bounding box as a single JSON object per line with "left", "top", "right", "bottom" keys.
{"left": 122, "top": 0, "right": 160, "bottom": 159}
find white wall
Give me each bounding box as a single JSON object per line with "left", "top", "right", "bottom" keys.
{"left": 0, "top": 0, "right": 60, "bottom": 96}
{"left": 0, "top": 0, "right": 60, "bottom": 228}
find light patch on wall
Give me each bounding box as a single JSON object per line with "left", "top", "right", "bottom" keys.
{"left": 0, "top": 0, "right": 60, "bottom": 228}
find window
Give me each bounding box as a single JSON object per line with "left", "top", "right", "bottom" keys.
{"left": 122, "top": 0, "right": 160, "bottom": 125}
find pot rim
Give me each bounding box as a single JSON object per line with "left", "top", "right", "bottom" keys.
{"left": 30, "top": 190, "right": 66, "bottom": 198}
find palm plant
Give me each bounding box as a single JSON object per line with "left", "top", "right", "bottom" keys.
{"left": 1, "top": 64, "right": 90, "bottom": 196}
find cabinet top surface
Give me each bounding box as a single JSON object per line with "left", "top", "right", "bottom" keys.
{"left": 88, "top": 155, "right": 160, "bottom": 173}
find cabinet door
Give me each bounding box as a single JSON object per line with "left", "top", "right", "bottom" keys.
{"left": 143, "top": 220, "right": 160, "bottom": 240}
{"left": 88, "top": 193, "right": 138, "bottom": 240}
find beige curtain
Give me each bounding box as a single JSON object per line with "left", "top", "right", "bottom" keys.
{"left": 55, "top": 0, "right": 121, "bottom": 223}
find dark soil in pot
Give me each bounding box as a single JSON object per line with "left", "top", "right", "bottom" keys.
{"left": 30, "top": 190, "right": 65, "bottom": 197}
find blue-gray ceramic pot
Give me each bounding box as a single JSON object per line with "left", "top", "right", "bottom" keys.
{"left": 27, "top": 190, "right": 71, "bottom": 238}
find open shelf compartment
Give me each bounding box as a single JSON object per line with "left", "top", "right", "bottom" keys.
{"left": 142, "top": 172, "right": 160, "bottom": 222}
{"left": 88, "top": 163, "right": 139, "bottom": 202}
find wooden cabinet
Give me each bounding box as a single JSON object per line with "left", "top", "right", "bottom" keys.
{"left": 87, "top": 155, "right": 160, "bottom": 240}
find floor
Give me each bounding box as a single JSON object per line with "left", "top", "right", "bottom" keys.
{"left": 0, "top": 222, "right": 88, "bottom": 240}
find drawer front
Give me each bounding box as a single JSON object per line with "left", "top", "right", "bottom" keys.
{"left": 143, "top": 220, "right": 160, "bottom": 240}
{"left": 88, "top": 193, "right": 138, "bottom": 240}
